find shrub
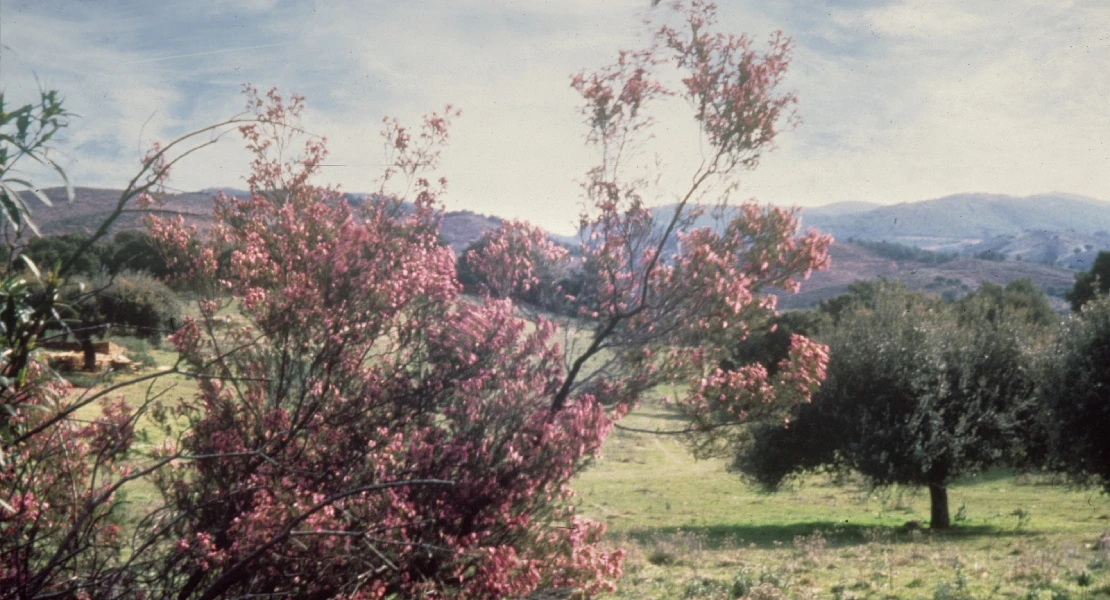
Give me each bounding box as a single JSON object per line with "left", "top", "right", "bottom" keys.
{"left": 1038, "top": 297, "right": 1110, "bottom": 491}
{"left": 97, "top": 271, "right": 180, "bottom": 343}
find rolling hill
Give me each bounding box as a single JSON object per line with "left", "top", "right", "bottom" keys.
{"left": 19, "top": 187, "right": 502, "bottom": 256}
{"left": 776, "top": 241, "right": 1076, "bottom": 311}
{"left": 800, "top": 192, "right": 1110, "bottom": 251}
{"left": 17, "top": 187, "right": 1100, "bottom": 310}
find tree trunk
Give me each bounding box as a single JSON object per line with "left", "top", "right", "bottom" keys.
{"left": 76, "top": 328, "right": 97, "bottom": 370}
{"left": 929, "top": 483, "right": 950, "bottom": 530}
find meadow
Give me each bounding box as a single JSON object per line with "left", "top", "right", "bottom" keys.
{"left": 67, "top": 338, "right": 1110, "bottom": 600}
{"left": 576, "top": 401, "right": 1110, "bottom": 600}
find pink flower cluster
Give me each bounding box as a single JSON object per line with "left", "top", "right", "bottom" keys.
{"left": 148, "top": 89, "right": 623, "bottom": 598}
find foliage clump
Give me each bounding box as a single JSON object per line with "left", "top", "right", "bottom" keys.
{"left": 738, "top": 282, "right": 1046, "bottom": 529}
{"left": 1066, "top": 250, "right": 1110, "bottom": 311}
{"left": 1037, "top": 296, "right": 1110, "bottom": 492}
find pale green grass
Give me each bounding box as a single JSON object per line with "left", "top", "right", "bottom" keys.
{"left": 68, "top": 339, "right": 199, "bottom": 509}
{"left": 576, "top": 401, "right": 1110, "bottom": 599}
{"left": 56, "top": 325, "right": 1110, "bottom": 599}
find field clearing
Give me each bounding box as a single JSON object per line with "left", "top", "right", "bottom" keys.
{"left": 69, "top": 342, "right": 200, "bottom": 509}
{"left": 59, "top": 334, "right": 1110, "bottom": 599}
{"left": 575, "top": 402, "right": 1110, "bottom": 599}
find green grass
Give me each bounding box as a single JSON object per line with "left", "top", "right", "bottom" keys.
{"left": 575, "top": 401, "right": 1110, "bottom": 599}
{"left": 60, "top": 326, "right": 1110, "bottom": 599}
{"left": 68, "top": 338, "right": 199, "bottom": 510}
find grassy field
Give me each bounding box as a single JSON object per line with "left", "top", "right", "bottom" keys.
{"left": 64, "top": 333, "right": 1110, "bottom": 599}
{"left": 575, "top": 402, "right": 1110, "bottom": 600}
{"left": 68, "top": 338, "right": 200, "bottom": 509}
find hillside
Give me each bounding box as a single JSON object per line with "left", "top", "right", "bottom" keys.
{"left": 963, "top": 230, "right": 1110, "bottom": 270}
{"left": 27, "top": 187, "right": 215, "bottom": 236}
{"left": 21, "top": 187, "right": 502, "bottom": 255}
{"left": 654, "top": 193, "right": 1110, "bottom": 262}
{"left": 18, "top": 187, "right": 1089, "bottom": 309}
{"left": 438, "top": 210, "right": 502, "bottom": 254}
{"left": 801, "top": 192, "right": 1110, "bottom": 251}
{"left": 778, "top": 241, "right": 1076, "bottom": 311}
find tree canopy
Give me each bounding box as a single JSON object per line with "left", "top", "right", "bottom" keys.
{"left": 1066, "top": 250, "right": 1110, "bottom": 311}
{"left": 740, "top": 283, "right": 1041, "bottom": 529}
{"left": 1037, "top": 296, "right": 1110, "bottom": 491}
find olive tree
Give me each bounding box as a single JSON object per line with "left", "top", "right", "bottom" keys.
{"left": 740, "top": 283, "right": 1041, "bottom": 529}
{"left": 1037, "top": 296, "right": 1110, "bottom": 491}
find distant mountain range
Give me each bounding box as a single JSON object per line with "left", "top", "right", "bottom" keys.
{"left": 646, "top": 192, "right": 1110, "bottom": 310}
{"left": 21, "top": 187, "right": 1109, "bottom": 310}
{"left": 21, "top": 187, "right": 502, "bottom": 256}
{"left": 775, "top": 241, "right": 1077, "bottom": 312}
{"left": 800, "top": 193, "right": 1110, "bottom": 252}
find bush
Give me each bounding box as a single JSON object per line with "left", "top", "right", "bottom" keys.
{"left": 97, "top": 271, "right": 180, "bottom": 343}
{"left": 849, "top": 238, "right": 957, "bottom": 265}
{"left": 1037, "top": 297, "right": 1110, "bottom": 491}
{"left": 21, "top": 232, "right": 111, "bottom": 276}
{"left": 103, "top": 230, "right": 171, "bottom": 277}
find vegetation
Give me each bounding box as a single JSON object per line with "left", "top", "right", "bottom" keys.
{"left": 1037, "top": 296, "right": 1110, "bottom": 492}
{"left": 1067, "top": 250, "right": 1110, "bottom": 311}
{"left": 90, "top": 270, "right": 181, "bottom": 343}
{"left": 16, "top": 230, "right": 170, "bottom": 278}
{"left": 955, "top": 279, "right": 1058, "bottom": 328}
{"left": 740, "top": 283, "right": 1043, "bottom": 530}
{"left": 576, "top": 402, "right": 1110, "bottom": 600}
{"left": 0, "top": 85, "right": 254, "bottom": 598}
{"left": 2, "top": 3, "right": 1106, "bottom": 598}
{"left": 974, "top": 249, "right": 1008, "bottom": 262}
{"left": 1, "top": 3, "right": 837, "bottom": 597}
{"left": 0, "top": 89, "right": 74, "bottom": 236}
{"left": 848, "top": 238, "right": 957, "bottom": 265}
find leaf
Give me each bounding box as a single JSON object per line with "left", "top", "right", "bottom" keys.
{"left": 48, "top": 158, "right": 75, "bottom": 203}
{"left": 19, "top": 254, "right": 41, "bottom": 280}
{"left": 28, "top": 187, "right": 53, "bottom": 208}
{"left": 0, "top": 183, "right": 27, "bottom": 230}
{"left": 0, "top": 183, "right": 41, "bottom": 236}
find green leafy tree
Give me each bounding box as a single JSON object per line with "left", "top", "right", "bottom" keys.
{"left": 0, "top": 90, "right": 75, "bottom": 236}
{"left": 1037, "top": 297, "right": 1110, "bottom": 491}
{"left": 958, "top": 279, "right": 1058, "bottom": 328}
{"left": 1066, "top": 250, "right": 1110, "bottom": 311}
{"left": 102, "top": 230, "right": 171, "bottom": 277}
{"left": 816, "top": 279, "right": 891, "bottom": 324}
{"left": 22, "top": 232, "right": 111, "bottom": 276}
{"left": 95, "top": 271, "right": 180, "bottom": 343}
{"left": 722, "top": 309, "right": 827, "bottom": 377}
{"left": 741, "top": 284, "right": 1040, "bottom": 529}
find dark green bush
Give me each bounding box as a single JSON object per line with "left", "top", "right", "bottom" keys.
{"left": 1038, "top": 296, "right": 1110, "bottom": 491}
{"left": 97, "top": 271, "right": 180, "bottom": 344}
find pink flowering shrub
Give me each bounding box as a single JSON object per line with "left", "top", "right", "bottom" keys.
{"left": 470, "top": 1, "right": 831, "bottom": 430}
{"left": 5, "top": 2, "right": 829, "bottom": 597}
{"left": 0, "top": 104, "right": 254, "bottom": 599}
{"left": 461, "top": 219, "right": 570, "bottom": 305}
{"left": 0, "top": 367, "right": 141, "bottom": 597}
{"left": 147, "top": 87, "right": 623, "bottom": 599}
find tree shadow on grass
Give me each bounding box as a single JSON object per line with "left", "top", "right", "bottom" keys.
{"left": 627, "top": 521, "right": 1037, "bottom": 550}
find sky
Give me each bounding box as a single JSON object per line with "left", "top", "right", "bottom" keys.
{"left": 2, "top": 0, "right": 1109, "bottom": 235}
